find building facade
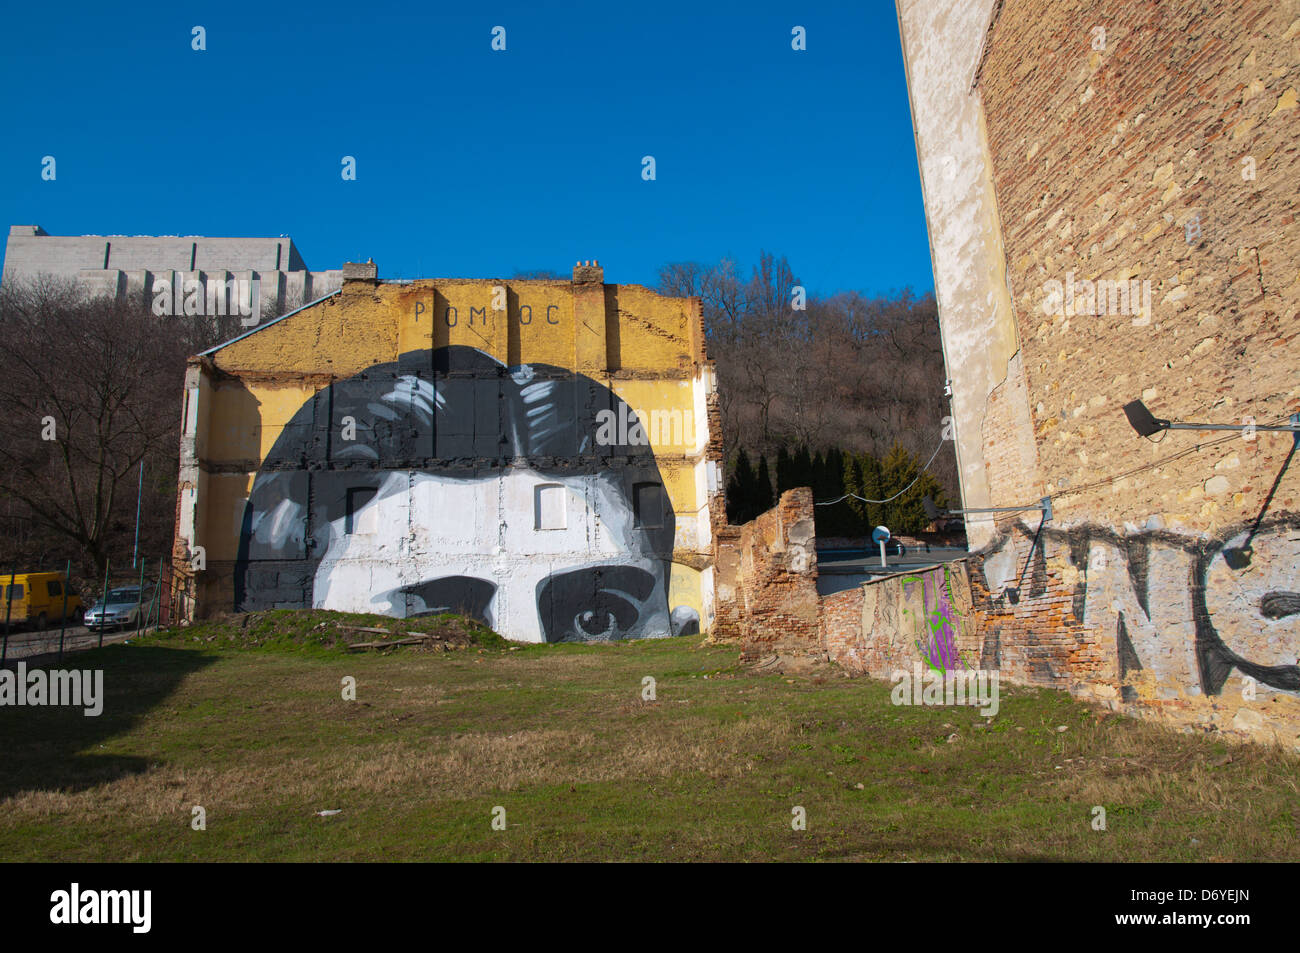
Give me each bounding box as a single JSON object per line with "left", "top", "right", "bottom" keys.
{"left": 172, "top": 261, "right": 725, "bottom": 643}
{"left": 2, "top": 225, "right": 341, "bottom": 316}
{"left": 893, "top": 0, "right": 1300, "bottom": 742}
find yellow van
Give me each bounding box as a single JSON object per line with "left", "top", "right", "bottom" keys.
{"left": 0, "top": 572, "right": 84, "bottom": 629}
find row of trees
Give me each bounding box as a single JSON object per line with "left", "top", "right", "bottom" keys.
{"left": 726, "top": 443, "right": 948, "bottom": 535}
{"left": 658, "top": 252, "right": 957, "bottom": 536}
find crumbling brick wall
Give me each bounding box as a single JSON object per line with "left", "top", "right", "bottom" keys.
{"left": 823, "top": 562, "right": 982, "bottom": 678}
{"left": 711, "top": 488, "right": 821, "bottom": 657}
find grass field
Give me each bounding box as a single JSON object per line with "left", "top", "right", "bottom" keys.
{"left": 1, "top": 610, "right": 1297, "bottom": 862}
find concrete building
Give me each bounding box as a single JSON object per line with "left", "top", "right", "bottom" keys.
{"left": 2, "top": 225, "right": 342, "bottom": 315}
{"left": 171, "top": 260, "right": 726, "bottom": 643}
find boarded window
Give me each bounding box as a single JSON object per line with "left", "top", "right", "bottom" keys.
{"left": 634, "top": 482, "right": 664, "bottom": 529}
{"left": 346, "top": 487, "right": 378, "bottom": 535}
{"left": 535, "top": 484, "right": 567, "bottom": 531}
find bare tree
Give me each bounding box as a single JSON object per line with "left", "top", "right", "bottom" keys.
{"left": 0, "top": 274, "right": 377, "bottom": 587}
{"left": 658, "top": 255, "right": 957, "bottom": 503}
{"left": 0, "top": 278, "right": 195, "bottom": 581}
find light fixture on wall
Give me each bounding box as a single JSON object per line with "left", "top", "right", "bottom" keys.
{"left": 1123, "top": 399, "right": 1300, "bottom": 444}
{"left": 923, "top": 495, "right": 1052, "bottom": 523}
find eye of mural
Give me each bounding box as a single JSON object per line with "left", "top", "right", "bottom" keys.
{"left": 234, "top": 346, "right": 684, "bottom": 644}
{"left": 538, "top": 565, "right": 657, "bottom": 643}
{"left": 392, "top": 575, "right": 497, "bottom": 626}
{"left": 575, "top": 605, "right": 623, "bottom": 638}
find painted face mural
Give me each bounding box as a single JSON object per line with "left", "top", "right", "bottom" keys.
{"left": 234, "top": 346, "right": 698, "bottom": 643}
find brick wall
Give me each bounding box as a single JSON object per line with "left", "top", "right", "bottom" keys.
{"left": 978, "top": 0, "right": 1298, "bottom": 526}
{"left": 823, "top": 562, "right": 983, "bottom": 679}
{"left": 710, "top": 488, "right": 822, "bottom": 658}
{"left": 899, "top": 0, "right": 1300, "bottom": 746}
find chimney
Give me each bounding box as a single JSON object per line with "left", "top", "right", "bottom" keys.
{"left": 342, "top": 260, "right": 378, "bottom": 282}
{"left": 571, "top": 260, "right": 607, "bottom": 371}
{"left": 572, "top": 259, "right": 603, "bottom": 284}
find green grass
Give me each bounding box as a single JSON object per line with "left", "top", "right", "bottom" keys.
{"left": 0, "top": 610, "right": 1296, "bottom": 861}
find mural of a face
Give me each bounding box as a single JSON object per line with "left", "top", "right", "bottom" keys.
{"left": 235, "top": 346, "right": 696, "bottom": 643}
{"left": 1198, "top": 524, "right": 1300, "bottom": 692}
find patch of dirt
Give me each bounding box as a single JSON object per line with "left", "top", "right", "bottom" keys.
{"left": 745, "top": 652, "right": 837, "bottom": 678}
{"left": 184, "top": 609, "right": 508, "bottom": 653}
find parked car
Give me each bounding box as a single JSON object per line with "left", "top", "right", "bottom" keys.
{"left": 84, "top": 586, "right": 148, "bottom": 630}
{"left": 0, "top": 572, "right": 84, "bottom": 629}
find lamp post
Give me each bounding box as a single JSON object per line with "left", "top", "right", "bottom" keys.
{"left": 132, "top": 460, "right": 143, "bottom": 569}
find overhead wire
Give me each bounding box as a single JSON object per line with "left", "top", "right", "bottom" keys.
{"left": 814, "top": 436, "right": 948, "bottom": 506}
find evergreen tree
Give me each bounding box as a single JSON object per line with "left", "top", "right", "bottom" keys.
{"left": 793, "top": 444, "right": 814, "bottom": 493}
{"left": 858, "top": 453, "right": 886, "bottom": 530}
{"left": 812, "top": 446, "right": 856, "bottom": 536}
{"left": 879, "top": 442, "right": 946, "bottom": 533}
{"left": 755, "top": 454, "right": 775, "bottom": 513}
{"left": 726, "top": 449, "right": 756, "bottom": 524}
{"left": 774, "top": 446, "right": 793, "bottom": 495}
{"left": 837, "top": 452, "right": 857, "bottom": 537}
{"left": 824, "top": 448, "right": 844, "bottom": 499}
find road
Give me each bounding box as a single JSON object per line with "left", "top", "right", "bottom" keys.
{"left": 816, "top": 546, "right": 971, "bottom": 596}
{"left": 0, "top": 623, "right": 147, "bottom": 664}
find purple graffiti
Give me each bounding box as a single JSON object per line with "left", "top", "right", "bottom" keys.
{"left": 904, "top": 567, "right": 974, "bottom": 673}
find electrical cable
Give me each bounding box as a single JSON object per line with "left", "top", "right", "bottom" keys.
{"left": 987, "top": 412, "right": 1295, "bottom": 526}
{"left": 804, "top": 411, "right": 1291, "bottom": 518}
{"left": 814, "top": 436, "right": 949, "bottom": 506}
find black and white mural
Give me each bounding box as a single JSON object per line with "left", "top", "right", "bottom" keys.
{"left": 233, "top": 345, "right": 700, "bottom": 642}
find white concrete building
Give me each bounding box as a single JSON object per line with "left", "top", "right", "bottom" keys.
{"left": 2, "top": 225, "right": 342, "bottom": 314}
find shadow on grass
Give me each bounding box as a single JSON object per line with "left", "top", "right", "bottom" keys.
{"left": 0, "top": 645, "right": 215, "bottom": 800}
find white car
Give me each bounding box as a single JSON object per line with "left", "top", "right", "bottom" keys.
{"left": 84, "top": 586, "right": 146, "bottom": 630}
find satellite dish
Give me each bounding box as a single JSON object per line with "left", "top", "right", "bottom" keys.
{"left": 871, "top": 525, "right": 890, "bottom": 544}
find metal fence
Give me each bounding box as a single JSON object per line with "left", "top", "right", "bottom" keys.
{"left": 0, "top": 557, "right": 181, "bottom": 664}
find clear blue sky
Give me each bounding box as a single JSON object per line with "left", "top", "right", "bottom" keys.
{"left": 0, "top": 0, "right": 934, "bottom": 298}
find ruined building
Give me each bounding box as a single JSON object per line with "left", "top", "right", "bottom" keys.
{"left": 171, "top": 261, "right": 725, "bottom": 643}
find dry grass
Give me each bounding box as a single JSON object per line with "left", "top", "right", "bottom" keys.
{"left": 0, "top": 618, "right": 1296, "bottom": 861}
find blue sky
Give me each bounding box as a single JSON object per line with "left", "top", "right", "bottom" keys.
{"left": 0, "top": 0, "right": 933, "bottom": 298}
